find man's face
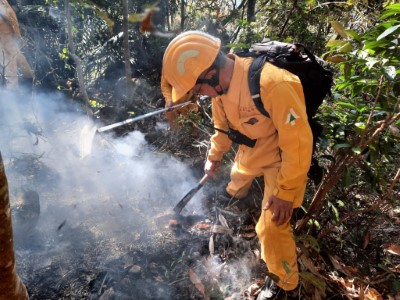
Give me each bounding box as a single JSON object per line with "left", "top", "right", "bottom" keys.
{"left": 191, "top": 68, "right": 222, "bottom": 97}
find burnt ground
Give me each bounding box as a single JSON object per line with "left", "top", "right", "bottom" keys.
{"left": 9, "top": 147, "right": 267, "bottom": 300}
{"left": 6, "top": 109, "right": 400, "bottom": 300}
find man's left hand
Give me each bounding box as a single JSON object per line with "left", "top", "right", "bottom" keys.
{"left": 263, "top": 195, "right": 293, "bottom": 226}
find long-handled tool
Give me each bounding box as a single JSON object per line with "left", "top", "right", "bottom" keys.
{"left": 98, "top": 101, "right": 192, "bottom": 133}
{"left": 79, "top": 101, "right": 192, "bottom": 158}
{"left": 173, "top": 174, "right": 209, "bottom": 214}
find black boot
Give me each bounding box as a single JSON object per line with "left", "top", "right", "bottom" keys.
{"left": 256, "top": 277, "right": 284, "bottom": 300}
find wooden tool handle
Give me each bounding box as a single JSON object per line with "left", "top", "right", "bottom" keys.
{"left": 199, "top": 173, "right": 209, "bottom": 186}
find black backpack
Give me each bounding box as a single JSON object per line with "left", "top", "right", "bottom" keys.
{"left": 237, "top": 41, "right": 334, "bottom": 184}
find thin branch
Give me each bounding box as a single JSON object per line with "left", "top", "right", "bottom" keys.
{"left": 360, "top": 75, "right": 384, "bottom": 145}
{"left": 278, "top": 0, "right": 298, "bottom": 39}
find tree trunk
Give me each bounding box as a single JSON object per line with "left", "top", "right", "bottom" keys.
{"left": 0, "top": 152, "right": 29, "bottom": 300}
{"left": 122, "top": 0, "right": 132, "bottom": 102}
{"left": 246, "top": 0, "right": 256, "bottom": 44}
{"left": 64, "top": 0, "right": 92, "bottom": 116}
{"left": 180, "top": 0, "right": 185, "bottom": 30}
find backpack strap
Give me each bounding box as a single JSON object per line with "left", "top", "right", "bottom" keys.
{"left": 248, "top": 55, "right": 270, "bottom": 118}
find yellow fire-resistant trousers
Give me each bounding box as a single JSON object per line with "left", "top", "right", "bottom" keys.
{"left": 226, "top": 162, "right": 307, "bottom": 291}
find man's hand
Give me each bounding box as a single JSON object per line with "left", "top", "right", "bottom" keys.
{"left": 165, "top": 99, "right": 174, "bottom": 109}
{"left": 204, "top": 159, "right": 221, "bottom": 177}
{"left": 263, "top": 194, "right": 293, "bottom": 226}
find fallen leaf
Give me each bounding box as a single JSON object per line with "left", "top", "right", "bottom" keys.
{"left": 386, "top": 244, "right": 400, "bottom": 256}
{"left": 218, "top": 213, "right": 229, "bottom": 228}
{"left": 365, "top": 287, "right": 383, "bottom": 300}
{"left": 363, "top": 230, "right": 371, "bottom": 249}
{"left": 196, "top": 223, "right": 211, "bottom": 229}
{"left": 211, "top": 224, "right": 233, "bottom": 234}
{"left": 188, "top": 269, "right": 209, "bottom": 300}
{"left": 209, "top": 235, "right": 214, "bottom": 255}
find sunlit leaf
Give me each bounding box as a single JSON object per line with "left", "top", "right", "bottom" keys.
{"left": 365, "top": 57, "right": 380, "bottom": 69}
{"left": 354, "top": 123, "right": 366, "bottom": 130}
{"left": 377, "top": 24, "right": 400, "bottom": 40}
{"left": 330, "top": 21, "right": 348, "bottom": 39}
{"left": 382, "top": 66, "right": 397, "bottom": 80}
{"left": 365, "top": 287, "right": 383, "bottom": 300}
{"left": 326, "top": 39, "right": 348, "bottom": 48}
{"left": 352, "top": 147, "right": 362, "bottom": 154}
{"left": 380, "top": 4, "right": 400, "bottom": 19}
{"left": 338, "top": 42, "right": 353, "bottom": 53}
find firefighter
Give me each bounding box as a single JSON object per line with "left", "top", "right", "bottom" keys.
{"left": 160, "top": 73, "right": 198, "bottom": 131}
{"left": 162, "top": 31, "right": 313, "bottom": 299}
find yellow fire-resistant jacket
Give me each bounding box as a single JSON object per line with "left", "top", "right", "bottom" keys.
{"left": 207, "top": 55, "right": 313, "bottom": 204}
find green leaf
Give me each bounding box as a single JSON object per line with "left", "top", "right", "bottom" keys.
{"left": 354, "top": 123, "right": 366, "bottom": 130}
{"left": 326, "top": 39, "right": 348, "bottom": 49}
{"left": 282, "top": 260, "right": 292, "bottom": 275}
{"left": 380, "top": 4, "right": 400, "bottom": 20}
{"left": 343, "top": 167, "right": 352, "bottom": 187}
{"left": 363, "top": 39, "right": 389, "bottom": 51}
{"left": 330, "top": 21, "right": 348, "bottom": 39}
{"left": 345, "top": 29, "right": 361, "bottom": 41}
{"left": 382, "top": 66, "right": 397, "bottom": 81}
{"left": 352, "top": 147, "right": 362, "bottom": 154}
{"left": 344, "top": 63, "right": 352, "bottom": 79}
{"left": 377, "top": 24, "right": 400, "bottom": 41}
{"left": 328, "top": 202, "right": 340, "bottom": 221}
{"left": 338, "top": 42, "right": 353, "bottom": 53}
{"left": 337, "top": 200, "right": 345, "bottom": 207}
{"left": 337, "top": 102, "right": 357, "bottom": 109}
{"left": 365, "top": 57, "right": 380, "bottom": 69}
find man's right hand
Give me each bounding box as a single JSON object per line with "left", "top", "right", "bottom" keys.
{"left": 204, "top": 159, "right": 221, "bottom": 177}
{"left": 165, "top": 99, "right": 174, "bottom": 109}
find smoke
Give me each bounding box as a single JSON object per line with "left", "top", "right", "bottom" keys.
{"left": 1, "top": 89, "right": 258, "bottom": 299}
{"left": 0, "top": 89, "right": 207, "bottom": 287}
